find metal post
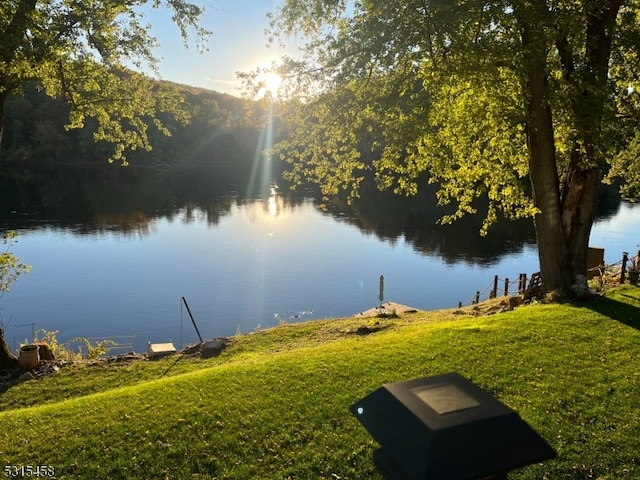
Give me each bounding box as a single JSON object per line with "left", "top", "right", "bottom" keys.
{"left": 181, "top": 296, "right": 203, "bottom": 344}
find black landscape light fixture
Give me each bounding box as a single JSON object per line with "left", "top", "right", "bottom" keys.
{"left": 350, "top": 372, "right": 556, "bottom": 480}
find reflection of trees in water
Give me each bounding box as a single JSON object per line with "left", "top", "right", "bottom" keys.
{"left": 0, "top": 166, "right": 166, "bottom": 236}
{"left": 88, "top": 211, "right": 155, "bottom": 238}
{"left": 322, "top": 179, "right": 625, "bottom": 265}
{"left": 592, "top": 184, "right": 627, "bottom": 221}
{"left": 178, "top": 200, "right": 235, "bottom": 226}
{"left": 0, "top": 166, "right": 625, "bottom": 263}
{"left": 323, "top": 183, "right": 538, "bottom": 265}
{"left": 0, "top": 165, "right": 302, "bottom": 235}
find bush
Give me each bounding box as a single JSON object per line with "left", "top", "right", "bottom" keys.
{"left": 32, "top": 329, "right": 117, "bottom": 361}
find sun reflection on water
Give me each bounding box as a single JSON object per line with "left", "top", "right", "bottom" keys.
{"left": 243, "top": 185, "right": 293, "bottom": 225}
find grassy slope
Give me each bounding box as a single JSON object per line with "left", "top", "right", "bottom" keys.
{"left": 1, "top": 286, "right": 639, "bottom": 479}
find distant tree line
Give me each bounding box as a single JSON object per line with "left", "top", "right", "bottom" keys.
{"left": 0, "top": 81, "right": 281, "bottom": 172}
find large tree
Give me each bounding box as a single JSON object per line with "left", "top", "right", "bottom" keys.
{"left": 0, "top": 0, "right": 209, "bottom": 164}
{"left": 267, "top": 0, "right": 640, "bottom": 296}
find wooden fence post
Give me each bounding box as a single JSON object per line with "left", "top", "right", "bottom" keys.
{"left": 519, "top": 273, "right": 527, "bottom": 295}
{"left": 491, "top": 275, "right": 498, "bottom": 298}
{"left": 621, "top": 252, "right": 628, "bottom": 284}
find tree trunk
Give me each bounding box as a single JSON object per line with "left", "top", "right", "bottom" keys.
{"left": 560, "top": 152, "right": 600, "bottom": 294}
{"left": 519, "top": 0, "right": 621, "bottom": 296}
{"left": 556, "top": 0, "right": 622, "bottom": 294}
{"left": 526, "top": 92, "right": 574, "bottom": 294}
{"left": 520, "top": 15, "right": 574, "bottom": 295}
{"left": 0, "top": 327, "right": 19, "bottom": 371}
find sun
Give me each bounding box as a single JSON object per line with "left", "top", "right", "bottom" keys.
{"left": 257, "top": 71, "right": 282, "bottom": 100}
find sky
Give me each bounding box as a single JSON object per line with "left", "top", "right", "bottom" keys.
{"left": 144, "top": 0, "right": 299, "bottom": 96}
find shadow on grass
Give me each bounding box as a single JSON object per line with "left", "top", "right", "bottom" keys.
{"left": 585, "top": 287, "right": 640, "bottom": 331}
{"left": 160, "top": 354, "right": 188, "bottom": 378}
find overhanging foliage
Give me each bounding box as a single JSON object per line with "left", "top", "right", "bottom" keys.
{"left": 0, "top": 0, "right": 210, "bottom": 164}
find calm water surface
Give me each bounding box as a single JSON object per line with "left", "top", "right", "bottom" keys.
{"left": 1, "top": 171, "right": 638, "bottom": 353}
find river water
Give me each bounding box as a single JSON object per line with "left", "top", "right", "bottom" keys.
{"left": 0, "top": 166, "right": 637, "bottom": 353}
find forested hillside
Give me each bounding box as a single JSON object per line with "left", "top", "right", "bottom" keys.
{"left": 0, "top": 81, "right": 276, "bottom": 170}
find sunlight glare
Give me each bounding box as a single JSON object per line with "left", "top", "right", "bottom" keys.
{"left": 257, "top": 71, "right": 282, "bottom": 100}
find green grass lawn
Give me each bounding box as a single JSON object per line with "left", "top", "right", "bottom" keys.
{"left": 1, "top": 286, "right": 639, "bottom": 479}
